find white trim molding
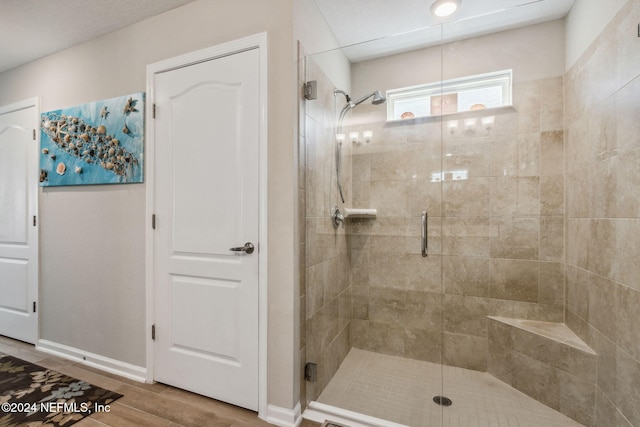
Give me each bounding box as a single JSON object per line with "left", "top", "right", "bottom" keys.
{"left": 37, "top": 339, "right": 147, "bottom": 383}
{"left": 263, "top": 402, "right": 302, "bottom": 427}
{"left": 0, "top": 97, "right": 40, "bottom": 346}
{"left": 304, "top": 401, "right": 408, "bottom": 427}
{"left": 145, "top": 31, "right": 268, "bottom": 417}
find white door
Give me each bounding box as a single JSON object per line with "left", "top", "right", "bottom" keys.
{"left": 152, "top": 48, "right": 260, "bottom": 410}
{"left": 0, "top": 99, "right": 39, "bottom": 344}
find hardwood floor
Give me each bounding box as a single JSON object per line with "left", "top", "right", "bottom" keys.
{"left": 0, "top": 336, "right": 321, "bottom": 427}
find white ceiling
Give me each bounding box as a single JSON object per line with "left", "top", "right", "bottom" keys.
{"left": 313, "top": 0, "right": 576, "bottom": 62}
{"left": 0, "top": 0, "right": 575, "bottom": 73}
{"left": 0, "top": 0, "right": 195, "bottom": 73}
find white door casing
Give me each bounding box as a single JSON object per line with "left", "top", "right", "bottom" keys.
{"left": 0, "top": 98, "right": 39, "bottom": 344}
{"left": 146, "top": 34, "right": 267, "bottom": 414}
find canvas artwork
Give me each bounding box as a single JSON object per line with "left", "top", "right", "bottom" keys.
{"left": 39, "top": 93, "right": 144, "bottom": 186}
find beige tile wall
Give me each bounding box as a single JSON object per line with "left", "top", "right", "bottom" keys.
{"left": 487, "top": 317, "right": 597, "bottom": 425}
{"left": 301, "top": 5, "right": 640, "bottom": 423}
{"left": 347, "top": 75, "right": 565, "bottom": 371}
{"left": 301, "top": 54, "right": 353, "bottom": 404}
{"left": 564, "top": 1, "right": 640, "bottom": 426}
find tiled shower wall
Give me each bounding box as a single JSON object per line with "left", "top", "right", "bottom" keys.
{"left": 301, "top": 52, "right": 353, "bottom": 404}
{"left": 564, "top": 1, "right": 640, "bottom": 426}
{"left": 347, "top": 75, "right": 565, "bottom": 371}
{"left": 300, "top": 10, "right": 640, "bottom": 424}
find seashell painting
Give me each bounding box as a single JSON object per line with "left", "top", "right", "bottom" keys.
{"left": 39, "top": 92, "right": 144, "bottom": 186}
{"left": 56, "top": 162, "right": 66, "bottom": 175}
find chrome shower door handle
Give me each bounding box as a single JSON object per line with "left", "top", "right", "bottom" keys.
{"left": 421, "top": 211, "right": 428, "bottom": 257}
{"left": 230, "top": 242, "right": 255, "bottom": 254}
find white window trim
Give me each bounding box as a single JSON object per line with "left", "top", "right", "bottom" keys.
{"left": 386, "top": 69, "right": 512, "bottom": 121}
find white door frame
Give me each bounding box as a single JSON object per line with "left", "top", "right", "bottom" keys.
{"left": 0, "top": 97, "right": 40, "bottom": 344}
{"left": 145, "top": 33, "right": 268, "bottom": 416}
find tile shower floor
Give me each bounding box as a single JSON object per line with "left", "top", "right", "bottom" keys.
{"left": 316, "top": 348, "right": 584, "bottom": 427}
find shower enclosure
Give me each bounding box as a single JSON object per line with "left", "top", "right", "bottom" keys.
{"left": 299, "top": 3, "right": 591, "bottom": 426}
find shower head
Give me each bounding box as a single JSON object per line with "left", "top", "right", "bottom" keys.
{"left": 372, "top": 90, "right": 387, "bottom": 105}
{"left": 337, "top": 89, "right": 387, "bottom": 133}
{"left": 352, "top": 90, "right": 387, "bottom": 107}
{"left": 334, "top": 88, "right": 387, "bottom": 205}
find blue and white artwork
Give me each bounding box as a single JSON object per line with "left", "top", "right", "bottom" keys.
{"left": 40, "top": 93, "right": 144, "bottom": 186}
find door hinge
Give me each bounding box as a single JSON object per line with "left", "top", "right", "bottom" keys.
{"left": 33, "top": 215, "right": 37, "bottom": 227}
{"left": 152, "top": 104, "right": 156, "bottom": 119}
{"left": 33, "top": 129, "right": 36, "bottom": 140}
{"left": 304, "top": 80, "right": 317, "bottom": 100}
{"left": 304, "top": 362, "right": 317, "bottom": 382}
{"left": 33, "top": 301, "right": 36, "bottom": 313}
{"left": 152, "top": 214, "right": 156, "bottom": 230}
{"left": 151, "top": 324, "right": 156, "bottom": 340}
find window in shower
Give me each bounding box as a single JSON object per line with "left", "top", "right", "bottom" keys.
{"left": 386, "top": 69, "right": 512, "bottom": 120}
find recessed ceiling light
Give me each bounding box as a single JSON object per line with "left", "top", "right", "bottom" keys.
{"left": 430, "top": 0, "right": 460, "bottom": 17}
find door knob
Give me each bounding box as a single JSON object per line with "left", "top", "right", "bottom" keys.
{"left": 229, "top": 242, "right": 255, "bottom": 254}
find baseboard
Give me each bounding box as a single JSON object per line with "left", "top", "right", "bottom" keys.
{"left": 304, "top": 401, "right": 408, "bottom": 427}
{"left": 36, "top": 339, "right": 147, "bottom": 383}
{"left": 262, "top": 402, "right": 302, "bottom": 427}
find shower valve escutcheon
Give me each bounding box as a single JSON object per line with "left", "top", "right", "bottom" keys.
{"left": 331, "top": 206, "right": 344, "bottom": 228}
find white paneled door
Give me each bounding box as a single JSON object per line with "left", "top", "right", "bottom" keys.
{"left": 152, "top": 47, "right": 260, "bottom": 411}
{"left": 0, "top": 99, "right": 39, "bottom": 344}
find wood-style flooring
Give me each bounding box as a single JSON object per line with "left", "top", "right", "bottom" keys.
{"left": 0, "top": 335, "right": 321, "bottom": 427}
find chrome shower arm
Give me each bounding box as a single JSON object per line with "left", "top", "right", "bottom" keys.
{"left": 352, "top": 92, "right": 374, "bottom": 106}
{"left": 334, "top": 89, "right": 351, "bottom": 103}
{"left": 352, "top": 90, "right": 386, "bottom": 107}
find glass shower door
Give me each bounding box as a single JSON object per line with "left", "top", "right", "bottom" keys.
{"left": 438, "top": 10, "right": 576, "bottom": 427}
{"left": 301, "top": 2, "right": 595, "bottom": 426}
{"left": 301, "top": 23, "right": 448, "bottom": 426}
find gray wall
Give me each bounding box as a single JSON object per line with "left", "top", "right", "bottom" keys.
{"left": 0, "top": 0, "right": 299, "bottom": 411}
{"left": 564, "top": 0, "right": 627, "bottom": 70}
